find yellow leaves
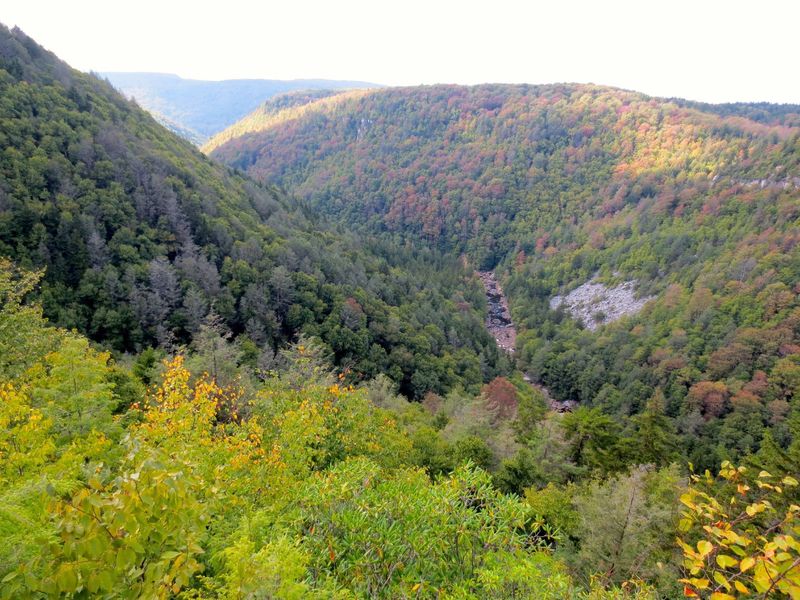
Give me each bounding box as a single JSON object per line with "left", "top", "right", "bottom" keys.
{"left": 138, "top": 356, "right": 228, "bottom": 441}
{"left": 745, "top": 502, "right": 766, "bottom": 517}
{"left": 680, "top": 492, "right": 697, "bottom": 510}
{"left": 326, "top": 382, "right": 356, "bottom": 397}
{"left": 752, "top": 561, "right": 772, "bottom": 593}
{"left": 0, "top": 381, "right": 55, "bottom": 482}
{"left": 684, "top": 577, "right": 710, "bottom": 590}
{"left": 679, "top": 461, "right": 800, "bottom": 600}
{"left": 126, "top": 356, "right": 295, "bottom": 506}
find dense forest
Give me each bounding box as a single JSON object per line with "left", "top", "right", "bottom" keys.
{"left": 210, "top": 85, "right": 800, "bottom": 472}
{"left": 1, "top": 23, "right": 799, "bottom": 599}
{"left": 0, "top": 27, "right": 508, "bottom": 400}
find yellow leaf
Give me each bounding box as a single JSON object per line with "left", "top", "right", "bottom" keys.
{"left": 697, "top": 540, "right": 714, "bottom": 558}
{"left": 689, "top": 578, "right": 710, "bottom": 589}
{"left": 412, "top": 583, "right": 421, "bottom": 592}
{"left": 753, "top": 562, "right": 771, "bottom": 593}
{"left": 716, "top": 554, "right": 738, "bottom": 569}
{"left": 713, "top": 571, "right": 730, "bottom": 590}
{"left": 740, "top": 556, "right": 755, "bottom": 572}
{"left": 709, "top": 593, "right": 736, "bottom": 600}
{"left": 745, "top": 503, "right": 765, "bottom": 516}
{"left": 734, "top": 581, "right": 749, "bottom": 594}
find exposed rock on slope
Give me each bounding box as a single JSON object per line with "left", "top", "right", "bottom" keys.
{"left": 550, "top": 277, "right": 653, "bottom": 331}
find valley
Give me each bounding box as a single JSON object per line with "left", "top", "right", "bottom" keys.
{"left": 0, "top": 20, "right": 799, "bottom": 600}
{"left": 478, "top": 271, "right": 579, "bottom": 413}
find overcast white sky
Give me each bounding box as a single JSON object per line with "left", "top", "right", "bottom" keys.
{"left": 3, "top": 0, "right": 799, "bottom": 103}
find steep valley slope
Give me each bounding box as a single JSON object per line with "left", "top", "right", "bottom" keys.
{"left": 210, "top": 84, "right": 800, "bottom": 468}
{"left": 0, "top": 25, "right": 504, "bottom": 398}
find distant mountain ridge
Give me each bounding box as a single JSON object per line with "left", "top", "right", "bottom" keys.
{"left": 207, "top": 83, "right": 800, "bottom": 263}
{"left": 202, "top": 89, "right": 370, "bottom": 154}
{"left": 101, "top": 71, "right": 382, "bottom": 143}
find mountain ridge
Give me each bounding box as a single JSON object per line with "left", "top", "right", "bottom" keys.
{"left": 102, "top": 71, "right": 382, "bottom": 143}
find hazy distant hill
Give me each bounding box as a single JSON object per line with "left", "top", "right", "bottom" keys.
{"left": 102, "top": 72, "right": 381, "bottom": 143}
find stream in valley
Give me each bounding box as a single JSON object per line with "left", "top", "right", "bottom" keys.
{"left": 478, "top": 271, "right": 576, "bottom": 412}
{"left": 478, "top": 271, "right": 516, "bottom": 353}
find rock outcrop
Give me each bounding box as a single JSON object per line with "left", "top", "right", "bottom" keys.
{"left": 550, "top": 276, "right": 653, "bottom": 331}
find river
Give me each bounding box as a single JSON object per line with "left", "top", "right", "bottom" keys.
{"left": 478, "top": 271, "right": 516, "bottom": 353}
{"left": 478, "top": 270, "right": 576, "bottom": 412}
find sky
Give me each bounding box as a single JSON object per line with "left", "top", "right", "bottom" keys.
{"left": 3, "top": 0, "right": 799, "bottom": 104}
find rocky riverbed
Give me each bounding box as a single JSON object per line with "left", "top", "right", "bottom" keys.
{"left": 478, "top": 271, "right": 516, "bottom": 353}
{"left": 479, "top": 271, "right": 577, "bottom": 412}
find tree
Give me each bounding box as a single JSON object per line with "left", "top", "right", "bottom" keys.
{"left": 494, "top": 447, "right": 543, "bottom": 495}
{"left": 452, "top": 435, "right": 495, "bottom": 470}
{"left": 0, "top": 259, "right": 57, "bottom": 378}
{"left": 483, "top": 376, "right": 519, "bottom": 420}
{"left": 561, "top": 407, "right": 622, "bottom": 476}
{"left": 628, "top": 389, "right": 680, "bottom": 467}
{"left": 687, "top": 381, "right": 731, "bottom": 420}
{"left": 573, "top": 465, "right": 683, "bottom": 592}
{"left": 0, "top": 383, "right": 54, "bottom": 484}
{"left": 27, "top": 335, "right": 115, "bottom": 442}
{"left": 29, "top": 452, "right": 210, "bottom": 599}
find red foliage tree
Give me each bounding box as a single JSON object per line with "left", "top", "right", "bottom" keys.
{"left": 687, "top": 381, "right": 729, "bottom": 419}
{"left": 482, "top": 377, "right": 519, "bottom": 420}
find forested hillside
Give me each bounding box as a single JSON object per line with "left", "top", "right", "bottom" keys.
{"left": 0, "top": 26, "right": 504, "bottom": 398}
{"left": 211, "top": 84, "right": 800, "bottom": 470}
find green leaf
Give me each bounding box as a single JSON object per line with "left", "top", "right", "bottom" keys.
{"left": 55, "top": 565, "right": 78, "bottom": 593}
